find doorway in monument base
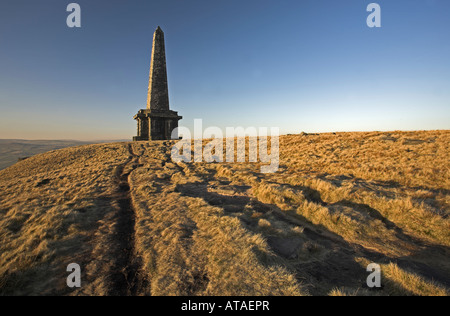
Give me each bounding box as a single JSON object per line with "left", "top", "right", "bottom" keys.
{"left": 150, "top": 119, "right": 162, "bottom": 141}
{"left": 138, "top": 119, "right": 149, "bottom": 140}
{"left": 165, "top": 120, "right": 178, "bottom": 140}
{"left": 149, "top": 118, "right": 178, "bottom": 140}
{"left": 150, "top": 118, "right": 172, "bottom": 140}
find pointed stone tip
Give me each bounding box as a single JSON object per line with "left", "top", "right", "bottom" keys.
{"left": 156, "top": 26, "right": 163, "bottom": 32}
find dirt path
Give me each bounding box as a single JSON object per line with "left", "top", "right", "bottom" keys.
{"left": 108, "top": 144, "right": 147, "bottom": 296}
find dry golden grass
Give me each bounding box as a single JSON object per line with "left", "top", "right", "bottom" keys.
{"left": 0, "top": 143, "right": 130, "bottom": 295}
{"left": 0, "top": 130, "right": 449, "bottom": 296}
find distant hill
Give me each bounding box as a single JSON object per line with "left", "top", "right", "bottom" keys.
{"left": 0, "top": 139, "right": 128, "bottom": 170}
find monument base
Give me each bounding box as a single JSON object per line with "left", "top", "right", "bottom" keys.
{"left": 133, "top": 109, "right": 182, "bottom": 141}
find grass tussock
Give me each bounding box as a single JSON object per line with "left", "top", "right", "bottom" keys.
{"left": 355, "top": 257, "right": 449, "bottom": 296}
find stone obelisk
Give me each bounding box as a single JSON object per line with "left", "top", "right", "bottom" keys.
{"left": 147, "top": 26, "right": 169, "bottom": 111}
{"left": 133, "top": 26, "right": 182, "bottom": 141}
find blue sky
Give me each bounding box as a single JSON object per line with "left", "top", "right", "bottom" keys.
{"left": 0, "top": 0, "right": 449, "bottom": 140}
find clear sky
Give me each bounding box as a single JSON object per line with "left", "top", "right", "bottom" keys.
{"left": 0, "top": 0, "right": 449, "bottom": 140}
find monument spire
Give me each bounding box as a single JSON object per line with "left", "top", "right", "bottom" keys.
{"left": 147, "top": 26, "right": 169, "bottom": 111}
{"left": 133, "top": 26, "right": 182, "bottom": 141}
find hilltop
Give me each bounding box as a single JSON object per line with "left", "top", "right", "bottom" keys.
{"left": 0, "top": 130, "right": 449, "bottom": 296}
